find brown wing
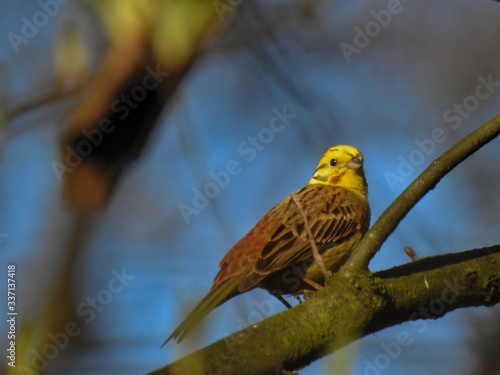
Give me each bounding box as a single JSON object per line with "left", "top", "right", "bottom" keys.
{"left": 237, "top": 184, "right": 368, "bottom": 291}
{"left": 211, "top": 204, "right": 286, "bottom": 291}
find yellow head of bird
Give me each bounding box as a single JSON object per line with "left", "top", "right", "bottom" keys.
{"left": 308, "top": 145, "right": 368, "bottom": 197}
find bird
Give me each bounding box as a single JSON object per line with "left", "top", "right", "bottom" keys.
{"left": 163, "top": 145, "right": 370, "bottom": 345}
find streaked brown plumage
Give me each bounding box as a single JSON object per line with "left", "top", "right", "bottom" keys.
{"left": 164, "top": 145, "right": 370, "bottom": 345}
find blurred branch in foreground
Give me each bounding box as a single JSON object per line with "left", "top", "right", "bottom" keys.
{"left": 59, "top": 0, "right": 226, "bottom": 212}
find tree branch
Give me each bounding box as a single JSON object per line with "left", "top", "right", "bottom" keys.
{"left": 149, "top": 246, "right": 500, "bottom": 375}
{"left": 345, "top": 113, "right": 500, "bottom": 272}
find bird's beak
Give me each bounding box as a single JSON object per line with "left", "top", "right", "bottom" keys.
{"left": 345, "top": 156, "right": 362, "bottom": 170}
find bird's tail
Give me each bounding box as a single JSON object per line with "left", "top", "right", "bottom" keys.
{"left": 162, "top": 276, "right": 245, "bottom": 346}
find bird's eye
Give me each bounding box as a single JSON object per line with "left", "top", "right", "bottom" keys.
{"left": 330, "top": 158, "right": 337, "bottom": 166}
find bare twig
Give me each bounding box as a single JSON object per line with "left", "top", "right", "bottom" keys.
{"left": 290, "top": 192, "right": 332, "bottom": 279}
{"left": 404, "top": 246, "right": 419, "bottom": 262}
{"left": 302, "top": 277, "right": 324, "bottom": 290}
{"left": 4, "top": 83, "right": 88, "bottom": 123}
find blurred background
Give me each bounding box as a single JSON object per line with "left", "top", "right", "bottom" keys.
{"left": 1, "top": 0, "right": 500, "bottom": 374}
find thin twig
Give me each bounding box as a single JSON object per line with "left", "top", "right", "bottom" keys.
{"left": 345, "top": 113, "right": 500, "bottom": 272}
{"left": 290, "top": 192, "right": 332, "bottom": 279}
{"left": 302, "top": 277, "right": 324, "bottom": 290}
{"left": 404, "top": 246, "right": 419, "bottom": 262}
{"left": 4, "top": 83, "right": 89, "bottom": 123}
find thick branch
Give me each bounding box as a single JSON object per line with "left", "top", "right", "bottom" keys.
{"left": 345, "top": 113, "right": 500, "bottom": 272}
{"left": 148, "top": 245, "right": 500, "bottom": 375}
